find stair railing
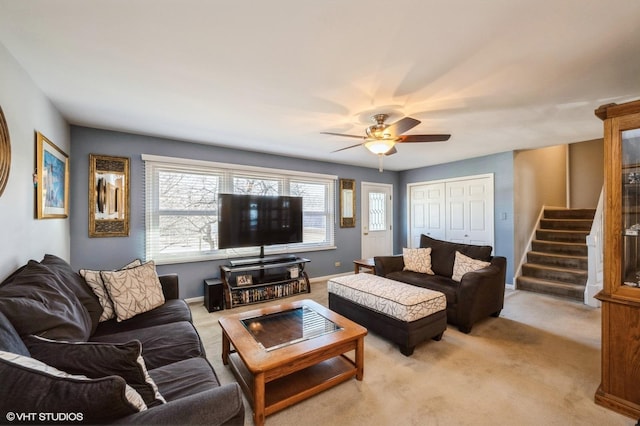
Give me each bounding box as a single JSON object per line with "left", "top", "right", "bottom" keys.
{"left": 585, "top": 187, "right": 604, "bottom": 307}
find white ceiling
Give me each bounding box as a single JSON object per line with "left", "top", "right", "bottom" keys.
{"left": 1, "top": 1, "right": 639, "bottom": 171}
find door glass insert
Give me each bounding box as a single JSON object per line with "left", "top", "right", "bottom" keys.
{"left": 368, "top": 192, "right": 386, "bottom": 231}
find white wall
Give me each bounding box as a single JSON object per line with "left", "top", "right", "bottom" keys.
{"left": 569, "top": 138, "right": 604, "bottom": 208}
{"left": 0, "top": 42, "right": 69, "bottom": 280}
{"left": 513, "top": 144, "right": 568, "bottom": 270}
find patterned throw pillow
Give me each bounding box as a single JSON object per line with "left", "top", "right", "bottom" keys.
{"left": 24, "top": 335, "right": 166, "bottom": 407}
{"left": 451, "top": 251, "right": 491, "bottom": 282}
{"left": 0, "top": 350, "right": 147, "bottom": 423}
{"left": 80, "top": 259, "right": 142, "bottom": 322}
{"left": 100, "top": 261, "right": 165, "bottom": 322}
{"left": 402, "top": 247, "right": 434, "bottom": 275}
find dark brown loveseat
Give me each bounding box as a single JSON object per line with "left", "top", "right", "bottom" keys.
{"left": 374, "top": 235, "right": 507, "bottom": 333}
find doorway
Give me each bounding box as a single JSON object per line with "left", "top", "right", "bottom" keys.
{"left": 361, "top": 182, "right": 393, "bottom": 259}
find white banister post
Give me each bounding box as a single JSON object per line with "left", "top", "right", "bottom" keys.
{"left": 585, "top": 188, "right": 604, "bottom": 307}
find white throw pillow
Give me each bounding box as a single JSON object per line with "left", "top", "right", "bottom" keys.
{"left": 100, "top": 261, "right": 165, "bottom": 322}
{"left": 402, "top": 247, "right": 434, "bottom": 275}
{"left": 451, "top": 251, "right": 491, "bottom": 282}
{"left": 80, "top": 259, "right": 142, "bottom": 322}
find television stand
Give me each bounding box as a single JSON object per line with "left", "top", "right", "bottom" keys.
{"left": 228, "top": 254, "right": 297, "bottom": 267}
{"left": 220, "top": 257, "right": 311, "bottom": 308}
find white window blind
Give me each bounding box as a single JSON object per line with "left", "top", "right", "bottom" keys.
{"left": 143, "top": 155, "right": 336, "bottom": 264}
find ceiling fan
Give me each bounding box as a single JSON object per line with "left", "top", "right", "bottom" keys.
{"left": 321, "top": 114, "right": 450, "bottom": 171}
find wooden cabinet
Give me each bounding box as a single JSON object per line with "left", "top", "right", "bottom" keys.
{"left": 220, "top": 256, "right": 311, "bottom": 308}
{"left": 595, "top": 99, "right": 640, "bottom": 419}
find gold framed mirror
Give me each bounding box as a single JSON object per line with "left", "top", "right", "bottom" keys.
{"left": 339, "top": 178, "right": 356, "bottom": 228}
{"left": 89, "top": 154, "right": 130, "bottom": 237}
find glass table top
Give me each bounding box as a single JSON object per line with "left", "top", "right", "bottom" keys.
{"left": 242, "top": 305, "right": 342, "bottom": 351}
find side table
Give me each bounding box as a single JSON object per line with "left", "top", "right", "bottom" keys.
{"left": 353, "top": 258, "right": 375, "bottom": 274}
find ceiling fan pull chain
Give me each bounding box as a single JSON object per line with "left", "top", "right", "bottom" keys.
{"left": 378, "top": 154, "right": 384, "bottom": 172}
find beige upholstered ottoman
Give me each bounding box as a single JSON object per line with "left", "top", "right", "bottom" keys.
{"left": 328, "top": 274, "right": 447, "bottom": 356}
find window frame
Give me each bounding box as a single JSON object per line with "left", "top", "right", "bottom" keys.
{"left": 143, "top": 154, "right": 337, "bottom": 264}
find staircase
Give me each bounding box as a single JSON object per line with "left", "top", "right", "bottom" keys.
{"left": 517, "top": 208, "right": 596, "bottom": 301}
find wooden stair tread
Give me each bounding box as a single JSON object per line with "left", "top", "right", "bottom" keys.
{"left": 527, "top": 251, "right": 587, "bottom": 260}
{"left": 537, "top": 229, "right": 590, "bottom": 235}
{"left": 517, "top": 275, "right": 586, "bottom": 289}
{"left": 532, "top": 239, "right": 587, "bottom": 247}
{"left": 523, "top": 263, "right": 587, "bottom": 275}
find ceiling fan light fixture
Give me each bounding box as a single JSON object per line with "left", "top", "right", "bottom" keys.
{"left": 364, "top": 139, "right": 395, "bottom": 155}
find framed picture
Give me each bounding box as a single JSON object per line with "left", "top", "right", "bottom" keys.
{"left": 236, "top": 274, "right": 253, "bottom": 286}
{"left": 89, "top": 154, "right": 130, "bottom": 237}
{"left": 36, "top": 132, "right": 69, "bottom": 219}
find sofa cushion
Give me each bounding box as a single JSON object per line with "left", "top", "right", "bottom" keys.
{"left": 93, "top": 299, "right": 192, "bottom": 338}
{"left": 101, "top": 261, "right": 166, "bottom": 322}
{"left": 0, "top": 311, "right": 29, "bottom": 356}
{"left": 451, "top": 251, "right": 492, "bottom": 282}
{"left": 90, "top": 321, "right": 204, "bottom": 370}
{"left": 386, "top": 271, "right": 459, "bottom": 305}
{"left": 149, "top": 357, "right": 220, "bottom": 402}
{"left": 420, "top": 234, "right": 492, "bottom": 277}
{"left": 0, "top": 350, "right": 147, "bottom": 424}
{"left": 24, "top": 335, "right": 166, "bottom": 407}
{"left": 41, "top": 254, "right": 104, "bottom": 334}
{"left": 80, "top": 259, "right": 142, "bottom": 323}
{"left": 402, "top": 247, "right": 434, "bottom": 274}
{"left": 0, "top": 260, "right": 92, "bottom": 341}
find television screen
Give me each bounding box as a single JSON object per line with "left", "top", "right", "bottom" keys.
{"left": 217, "top": 194, "right": 303, "bottom": 249}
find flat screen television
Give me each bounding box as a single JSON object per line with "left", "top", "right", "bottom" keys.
{"left": 217, "top": 194, "right": 303, "bottom": 252}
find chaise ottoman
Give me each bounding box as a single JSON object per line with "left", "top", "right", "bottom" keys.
{"left": 328, "top": 274, "right": 447, "bottom": 356}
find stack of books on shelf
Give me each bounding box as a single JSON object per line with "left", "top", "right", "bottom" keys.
{"left": 230, "top": 280, "right": 309, "bottom": 306}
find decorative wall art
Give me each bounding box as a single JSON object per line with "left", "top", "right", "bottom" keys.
{"left": 0, "top": 106, "right": 10, "bottom": 198}
{"left": 339, "top": 178, "right": 356, "bottom": 228}
{"left": 89, "top": 154, "right": 130, "bottom": 237}
{"left": 36, "top": 132, "right": 68, "bottom": 219}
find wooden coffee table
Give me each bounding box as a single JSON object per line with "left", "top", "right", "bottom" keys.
{"left": 219, "top": 299, "right": 367, "bottom": 426}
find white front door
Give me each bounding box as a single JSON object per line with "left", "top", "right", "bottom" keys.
{"left": 445, "top": 176, "right": 494, "bottom": 246}
{"left": 409, "top": 182, "right": 446, "bottom": 247}
{"left": 361, "top": 182, "right": 393, "bottom": 259}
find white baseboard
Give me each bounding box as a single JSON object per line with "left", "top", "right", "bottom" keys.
{"left": 310, "top": 272, "right": 352, "bottom": 282}
{"left": 185, "top": 295, "right": 204, "bottom": 304}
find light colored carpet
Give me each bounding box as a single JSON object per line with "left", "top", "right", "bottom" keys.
{"left": 191, "top": 282, "right": 634, "bottom": 426}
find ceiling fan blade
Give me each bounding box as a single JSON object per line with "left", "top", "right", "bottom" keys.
{"left": 321, "top": 131, "right": 366, "bottom": 140}
{"left": 385, "top": 117, "right": 420, "bottom": 138}
{"left": 331, "top": 142, "right": 364, "bottom": 153}
{"left": 385, "top": 146, "right": 398, "bottom": 156}
{"left": 397, "top": 134, "right": 451, "bottom": 143}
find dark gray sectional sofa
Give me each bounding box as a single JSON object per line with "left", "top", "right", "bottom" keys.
{"left": 374, "top": 235, "right": 507, "bottom": 333}
{"left": 0, "top": 255, "right": 244, "bottom": 425}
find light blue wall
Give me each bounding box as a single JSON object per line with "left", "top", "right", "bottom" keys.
{"left": 398, "top": 152, "right": 515, "bottom": 283}
{"left": 70, "top": 126, "right": 400, "bottom": 298}
{"left": 0, "top": 42, "right": 70, "bottom": 281}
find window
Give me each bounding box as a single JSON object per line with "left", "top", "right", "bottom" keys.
{"left": 144, "top": 155, "right": 336, "bottom": 264}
